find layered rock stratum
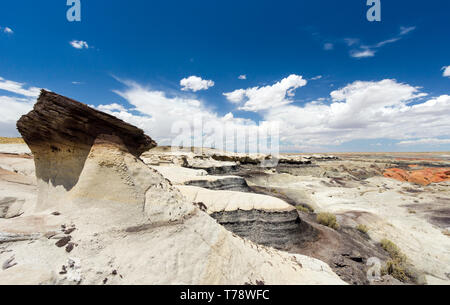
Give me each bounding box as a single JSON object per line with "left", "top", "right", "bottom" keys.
{"left": 0, "top": 91, "right": 344, "bottom": 285}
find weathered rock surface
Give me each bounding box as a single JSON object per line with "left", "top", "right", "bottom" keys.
{"left": 186, "top": 157, "right": 238, "bottom": 174}
{"left": 0, "top": 144, "right": 31, "bottom": 155}
{"left": 16, "top": 90, "right": 156, "bottom": 212}
{"left": 17, "top": 90, "right": 156, "bottom": 157}
{"left": 0, "top": 92, "right": 345, "bottom": 285}
{"left": 142, "top": 147, "right": 239, "bottom": 174}
{"left": 151, "top": 166, "right": 248, "bottom": 191}
{"left": 176, "top": 186, "right": 312, "bottom": 249}
{"left": 0, "top": 152, "right": 35, "bottom": 177}
{"left": 0, "top": 197, "right": 25, "bottom": 219}
{"left": 244, "top": 164, "right": 450, "bottom": 284}
{"left": 0, "top": 166, "right": 37, "bottom": 217}
{"left": 384, "top": 167, "right": 450, "bottom": 186}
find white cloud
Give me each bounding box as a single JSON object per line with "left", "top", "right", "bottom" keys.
{"left": 264, "top": 80, "right": 450, "bottom": 149}
{"left": 397, "top": 138, "right": 450, "bottom": 146}
{"left": 223, "top": 89, "right": 246, "bottom": 104}
{"left": 3, "top": 27, "right": 13, "bottom": 34}
{"left": 400, "top": 26, "right": 416, "bottom": 35}
{"left": 350, "top": 49, "right": 375, "bottom": 58}
{"left": 223, "top": 75, "right": 307, "bottom": 112}
{"left": 311, "top": 75, "right": 322, "bottom": 80}
{"left": 323, "top": 43, "right": 334, "bottom": 50}
{"left": 0, "top": 77, "right": 42, "bottom": 136}
{"left": 0, "top": 77, "right": 41, "bottom": 97}
{"left": 70, "top": 40, "right": 89, "bottom": 49}
{"left": 238, "top": 75, "right": 247, "bottom": 80}
{"left": 86, "top": 77, "right": 450, "bottom": 152}
{"left": 97, "top": 103, "right": 128, "bottom": 113}
{"left": 180, "top": 76, "right": 215, "bottom": 92}
{"left": 375, "top": 38, "right": 401, "bottom": 48}
{"left": 349, "top": 26, "right": 415, "bottom": 59}
{"left": 109, "top": 79, "right": 258, "bottom": 146}
{"left": 0, "top": 96, "right": 34, "bottom": 122}
{"left": 442, "top": 66, "right": 450, "bottom": 77}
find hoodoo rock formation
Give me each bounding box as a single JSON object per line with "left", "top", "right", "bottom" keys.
{"left": 0, "top": 91, "right": 345, "bottom": 285}
{"left": 17, "top": 90, "right": 156, "bottom": 212}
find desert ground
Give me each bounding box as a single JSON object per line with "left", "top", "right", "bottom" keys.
{"left": 0, "top": 91, "right": 449, "bottom": 285}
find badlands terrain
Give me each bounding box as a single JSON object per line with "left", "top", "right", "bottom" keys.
{"left": 0, "top": 91, "right": 449, "bottom": 285}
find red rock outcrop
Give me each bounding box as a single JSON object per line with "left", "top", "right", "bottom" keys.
{"left": 384, "top": 167, "right": 450, "bottom": 186}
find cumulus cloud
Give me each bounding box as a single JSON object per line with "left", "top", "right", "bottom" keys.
{"left": 223, "top": 75, "right": 307, "bottom": 111}
{"left": 0, "top": 77, "right": 41, "bottom": 137}
{"left": 264, "top": 80, "right": 450, "bottom": 150}
{"left": 442, "top": 66, "right": 450, "bottom": 77}
{"left": 37, "top": 76, "right": 447, "bottom": 152}
{"left": 223, "top": 89, "right": 246, "bottom": 104}
{"left": 397, "top": 138, "right": 450, "bottom": 146}
{"left": 238, "top": 75, "right": 247, "bottom": 80}
{"left": 97, "top": 103, "right": 127, "bottom": 113}
{"left": 0, "top": 77, "right": 41, "bottom": 97}
{"left": 180, "top": 76, "right": 215, "bottom": 92}
{"left": 70, "top": 40, "right": 89, "bottom": 49}
{"left": 106, "top": 79, "right": 261, "bottom": 148}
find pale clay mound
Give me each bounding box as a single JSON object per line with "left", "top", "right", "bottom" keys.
{"left": 0, "top": 142, "right": 344, "bottom": 285}
{"left": 176, "top": 185, "right": 295, "bottom": 214}
{"left": 150, "top": 165, "right": 248, "bottom": 191}
{"left": 151, "top": 165, "right": 307, "bottom": 250}
{"left": 0, "top": 144, "right": 31, "bottom": 155}
{"left": 246, "top": 172, "right": 450, "bottom": 284}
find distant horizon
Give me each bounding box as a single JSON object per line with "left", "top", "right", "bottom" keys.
{"left": 2, "top": 136, "right": 450, "bottom": 155}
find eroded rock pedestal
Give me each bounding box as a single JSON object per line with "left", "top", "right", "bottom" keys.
{"left": 17, "top": 90, "right": 156, "bottom": 212}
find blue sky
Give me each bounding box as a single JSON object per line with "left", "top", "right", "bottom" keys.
{"left": 0, "top": 0, "right": 449, "bottom": 152}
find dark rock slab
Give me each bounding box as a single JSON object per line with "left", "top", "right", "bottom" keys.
{"left": 17, "top": 90, "right": 156, "bottom": 157}
{"left": 210, "top": 209, "right": 317, "bottom": 250}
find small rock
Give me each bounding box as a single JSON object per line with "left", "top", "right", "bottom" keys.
{"left": 44, "top": 231, "right": 58, "bottom": 239}
{"left": 112, "top": 270, "right": 117, "bottom": 276}
{"left": 68, "top": 259, "right": 76, "bottom": 268}
{"left": 103, "top": 278, "right": 108, "bottom": 284}
{"left": 51, "top": 211, "right": 61, "bottom": 216}
{"left": 59, "top": 265, "right": 67, "bottom": 274}
{"left": 55, "top": 236, "right": 71, "bottom": 248}
{"left": 2, "top": 255, "right": 17, "bottom": 270}
{"left": 65, "top": 242, "right": 75, "bottom": 253}
{"left": 64, "top": 228, "right": 76, "bottom": 235}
